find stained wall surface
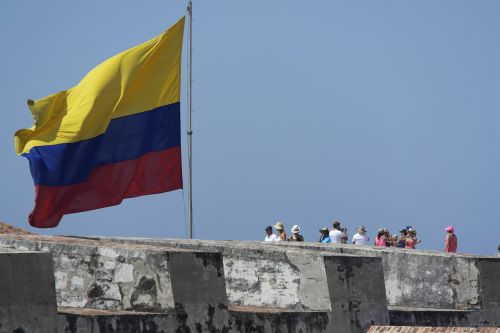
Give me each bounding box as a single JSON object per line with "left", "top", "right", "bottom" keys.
{"left": 94, "top": 237, "right": 500, "bottom": 327}
{"left": 0, "top": 249, "right": 57, "bottom": 333}
{"left": 1, "top": 234, "right": 499, "bottom": 332}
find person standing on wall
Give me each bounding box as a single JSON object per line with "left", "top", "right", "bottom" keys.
{"left": 274, "top": 222, "right": 287, "bottom": 241}
{"left": 288, "top": 225, "right": 304, "bottom": 242}
{"left": 264, "top": 226, "right": 279, "bottom": 241}
{"left": 319, "top": 227, "right": 331, "bottom": 243}
{"left": 375, "top": 228, "right": 389, "bottom": 247}
{"left": 396, "top": 229, "right": 408, "bottom": 248}
{"left": 329, "top": 221, "right": 347, "bottom": 244}
{"left": 405, "top": 229, "right": 419, "bottom": 249}
{"left": 444, "top": 226, "right": 457, "bottom": 253}
{"left": 352, "top": 226, "right": 370, "bottom": 245}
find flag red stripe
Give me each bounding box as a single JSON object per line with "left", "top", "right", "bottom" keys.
{"left": 29, "top": 147, "right": 182, "bottom": 228}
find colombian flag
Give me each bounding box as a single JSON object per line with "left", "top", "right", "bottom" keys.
{"left": 14, "top": 18, "right": 185, "bottom": 228}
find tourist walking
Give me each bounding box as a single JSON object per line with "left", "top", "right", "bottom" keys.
{"left": 264, "top": 226, "right": 279, "bottom": 241}
{"left": 319, "top": 227, "right": 331, "bottom": 243}
{"left": 274, "top": 222, "right": 287, "bottom": 241}
{"left": 288, "top": 225, "right": 304, "bottom": 242}
{"left": 444, "top": 226, "right": 457, "bottom": 253}
{"left": 352, "top": 226, "right": 370, "bottom": 245}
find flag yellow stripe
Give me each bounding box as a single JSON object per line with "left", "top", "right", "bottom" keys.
{"left": 15, "top": 17, "right": 185, "bottom": 155}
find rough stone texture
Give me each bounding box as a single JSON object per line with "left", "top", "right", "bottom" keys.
{"left": 57, "top": 307, "right": 332, "bottom": 333}
{"left": 263, "top": 242, "right": 486, "bottom": 311}
{"left": 324, "top": 255, "right": 389, "bottom": 332}
{"left": 75, "top": 237, "right": 390, "bottom": 331}
{"left": 219, "top": 245, "right": 333, "bottom": 311}
{"left": 388, "top": 307, "right": 485, "bottom": 327}
{"left": 92, "top": 237, "right": 500, "bottom": 328}
{"left": 91, "top": 238, "right": 373, "bottom": 312}
{"left": 0, "top": 234, "right": 226, "bottom": 316}
{"left": 228, "top": 308, "right": 332, "bottom": 333}
{"left": 0, "top": 221, "right": 33, "bottom": 235}
{"left": 0, "top": 235, "right": 176, "bottom": 312}
{"left": 0, "top": 249, "right": 57, "bottom": 333}
{"left": 2, "top": 234, "right": 499, "bottom": 331}
{"left": 477, "top": 258, "right": 500, "bottom": 326}
{"left": 93, "top": 238, "right": 493, "bottom": 310}
{"left": 90, "top": 238, "right": 334, "bottom": 311}
{"left": 368, "top": 327, "right": 500, "bottom": 333}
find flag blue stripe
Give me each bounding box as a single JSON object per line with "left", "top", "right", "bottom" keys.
{"left": 23, "top": 103, "right": 181, "bottom": 186}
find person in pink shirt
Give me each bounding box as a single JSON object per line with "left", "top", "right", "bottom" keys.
{"left": 444, "top": 226, "right": 457, "bottom": 253}
{"left": 405, "top": 229, "right": 421, "bottom": 249}
{"left": 375, "top": 228, "right": 388, "bottom": 247}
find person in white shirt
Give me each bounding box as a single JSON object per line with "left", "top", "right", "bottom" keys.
{"left": 264, "top": 226, "right": 280, "bottom": 241}
{"left": 329, "top": 221, "right": 346, "bottom": 244}
{"left": 352, "top": 226, "right": 370, "bottom": 245}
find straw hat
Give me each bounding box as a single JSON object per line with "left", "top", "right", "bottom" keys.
{"left": 274, "top": 222, "right": 284, "bottom": 230}
{"left": 291, "top": 225, "right": 300, "bottom": 234}
{"left": 357, "top": 226, "right": 367, "bottom": 233}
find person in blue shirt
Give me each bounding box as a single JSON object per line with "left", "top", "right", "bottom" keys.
{"left": 396, "top": 229, "right": 408, "bottom": 248}
{"left": 319, "top": 227, "right": 331, "bottom": 243}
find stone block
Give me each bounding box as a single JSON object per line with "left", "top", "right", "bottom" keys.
{"left": 477, "top": 257, "right": 500, "bottom": 326}
{"left": 0, "top": 235, "right": 228, "bottom": 320}
{"left": 0, "top": 250, "right": 57, "bottom": 333}
{"left": 324, "top": 255, "right": 389, "bottom": 333}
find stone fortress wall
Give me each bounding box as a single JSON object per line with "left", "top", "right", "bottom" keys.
{"left": 0, "top": 233, "right": 498, "bottom": 332}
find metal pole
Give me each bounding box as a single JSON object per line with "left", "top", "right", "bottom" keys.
{"left": 187, "top": 0, "right": 194, "bottom": 239}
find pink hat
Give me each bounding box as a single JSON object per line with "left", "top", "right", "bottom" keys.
{"left": 445, "top": 226, "right": 454, "bottom": 232}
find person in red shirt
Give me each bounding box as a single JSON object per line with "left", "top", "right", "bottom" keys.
{"left": 444, "top": 226, "right": 457, "bottom": 253}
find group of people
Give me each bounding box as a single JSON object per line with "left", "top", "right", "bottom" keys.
{"left": 264, "top": 222, "right": 304, "bottom": 242}
{"left": 264, "top": 221, "right": 458, "bottom": 253}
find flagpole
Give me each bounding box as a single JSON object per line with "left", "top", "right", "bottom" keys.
{"left": 187, "top": 0, "right": 194, "bottom": 239}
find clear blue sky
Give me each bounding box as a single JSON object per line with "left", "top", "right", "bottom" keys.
{"left": 1, "top": 1, "right": 499, "bottom": 255}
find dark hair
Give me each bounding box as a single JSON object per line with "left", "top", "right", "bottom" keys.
{"left": 333, "top": 221, "right": 341, "bottom": 228}
{"left": 320, "top": 228, "right": 329, "bottom": 234}
{"left": 265, "top": 226, "right": 272, "bottom": 231}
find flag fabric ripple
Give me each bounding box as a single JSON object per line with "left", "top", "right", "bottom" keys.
{"left": 14, "top": 17, "right": 185, "bottom": 228}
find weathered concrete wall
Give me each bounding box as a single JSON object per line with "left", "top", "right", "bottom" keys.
{"left": 88, "top": 237, "right": 390, "bottom": 332}
{"left": 2, "top": 234, "right": 498, "bottom": 331}
{"left": 57, "top": 307, "right": 333, "bottom": 333}
{"left": 87, "top": 238, "right": 332, "bottom": 311}
{"left": 222, "top": 246, "right": 330, "bottom": 310}
{"left": 263, "top": 242, "right": 485, "bottom": 310}
{"left": 0, "top": 235, "right": 177, "bottom": 311}
{"left": 94, "top": 238, "right": 491, "bottom": 310}
{"left": 0, "top": 235, "right": 227, "bottom": 316}
{"left": 0, "top": 249, "right": 57, "bottom": 333}
{"left": 388, "top": 307, "right": 484, "bottom": 327}
{"left": 368, "top": 327, "right": 500, "bottom": 333}
{"left": 90, "top": 238, "right": 381, "bottom": 313}
{"left": 93, "top": 237, "right": 500, "bottom": 328}
{"left": 271, "top": 242, "right": 500, "bottom": 327}
{"left": 477, "top": 258, "right": 500, "bottom": 326}
{"left": 324, "top": 255, "right": 389, "bottom": 332}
